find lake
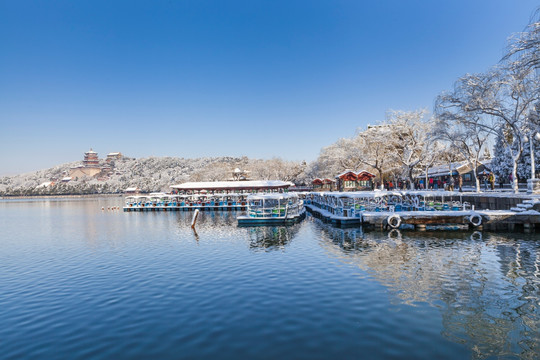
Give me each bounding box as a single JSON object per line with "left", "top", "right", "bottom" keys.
{"left": 1, "top": 198, "right": 539, "bottom": 359}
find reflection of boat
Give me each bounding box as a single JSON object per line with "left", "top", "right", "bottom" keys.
{"left": 247, "top": 225, "right": 301, "bottom": 251}
{"left": 237, "top": 193, "right": 306, "bottom": 226}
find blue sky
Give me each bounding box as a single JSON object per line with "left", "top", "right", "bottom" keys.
{"left": 0, "top": 0, "right": 538, "bottom": 175}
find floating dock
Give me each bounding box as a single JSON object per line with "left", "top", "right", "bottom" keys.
{"left": 305, "top": 203, "right": 540, "bottom": 231}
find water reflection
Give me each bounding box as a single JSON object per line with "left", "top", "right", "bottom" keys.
{"left": 171, "top": 210, "right": 302, "bottom": 251}
{"left": 246, "top": 224, "right": 301, "bottom": 252}
{"left": 315, "top": 220, "right": 540, "bottom": 360}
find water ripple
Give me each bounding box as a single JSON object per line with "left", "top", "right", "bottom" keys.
{"left": 1, "top": 199, "right": 539, "bottom": 359}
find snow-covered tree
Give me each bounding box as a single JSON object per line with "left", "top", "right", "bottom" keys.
{"left": 434, "top": 97, "right": 491, "bottom": 192}
{"left": 354, "top": 124, "right": 397, "bottom": 188}
{"left": 492, "top": 127, "right": 514, "bottom": 183}
{"left": 386, "top": 109, "right": 432, "bottom": 189}
{"left": 436, "top": 64, "right": 540, "bottom": 193}
{"left": 503, "top": 8, "right": 540, "bottom": 71}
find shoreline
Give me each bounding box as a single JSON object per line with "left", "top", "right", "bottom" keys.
{"left": 0, "top": 194, "right": 124, "bottom": 200}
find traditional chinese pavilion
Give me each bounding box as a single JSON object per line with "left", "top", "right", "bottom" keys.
{"left": 83, "top": 148, "right": 100, "bottom": 168}
{"left": 335, "top": 170, "right": 375, "bottom": 192}
{"left": 312, "top": 178, "right": 336, "bottom": 192}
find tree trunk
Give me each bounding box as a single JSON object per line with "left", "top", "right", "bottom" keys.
{"left": 512, "top": 159, "right": 519, "bottom": 194}
{"left": 474, "top": 170, "right": 481, "bottom": 192}
{"left": 378, "top": 168, "right": 384, "bottom": 190}
{"left": 408, "top": 167, "right": 415, "bottom": 190}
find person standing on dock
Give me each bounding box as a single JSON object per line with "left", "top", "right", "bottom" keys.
{"left": 488, "top": 172, "right": 495, "bottom": 190}
{"left": 458, "top": 175, "right": 463, "bottom": 192}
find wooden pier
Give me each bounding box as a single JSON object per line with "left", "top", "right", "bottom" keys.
{"left": 305, "top": 204, "right": 540, "bottom": 231}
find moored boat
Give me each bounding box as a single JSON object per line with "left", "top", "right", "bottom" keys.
{"left": 237, "top": 193, "right": 305, "bottom": 226}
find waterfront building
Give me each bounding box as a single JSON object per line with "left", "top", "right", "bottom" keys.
{"left": 423, "top": 160, "right": 492, "bottom": 188}
{"left": 335, "top": 170, "right": 375, "bottom": 192}
{"left": 312, "top": 178, "right": 335, "bottom": 191}
{"left": 125, "top": 186, "right": 141, "bottom": 194}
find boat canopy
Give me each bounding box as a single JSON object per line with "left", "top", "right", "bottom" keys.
{"left": 247, "top": 193, "right": 299, "bottom": 201}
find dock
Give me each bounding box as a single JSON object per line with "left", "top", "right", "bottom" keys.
{"left": 305, "top": 203, "right": 540, "bottom": 231}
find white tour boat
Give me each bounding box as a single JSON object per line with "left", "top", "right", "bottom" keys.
{"left": 237, "top": 193, "right": 306, "bottom": 226}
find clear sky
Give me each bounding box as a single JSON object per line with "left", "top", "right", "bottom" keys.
{"left": 1, "top": 0, "right": 538, "bottom": 175}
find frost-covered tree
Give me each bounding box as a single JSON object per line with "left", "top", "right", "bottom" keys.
{"left": 248, "top": 158, "right": 306, "bottom": 183}
{"left": 354, "top": 124, "right": 397, "bottom": 188}
{"left": 386, "top": 109, "right": 432, "bottom": 189}
{"left": 434, "top": 98, "right": 491, "bottom": 192}
{"left": 436, "top": 64, "right": 540, "bottom": 193}
{"left": 490, "top": 128, "right": 512, "bottom": 185}
{"left": 503, "top": 8, "right": 540, "bottom": 71}
{"left": 313, "top": 138, "right": 365, "bottom": 179}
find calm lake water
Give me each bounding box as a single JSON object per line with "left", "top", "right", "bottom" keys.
{"left": 1, "top": 198, "right": 539, "bottom": 359}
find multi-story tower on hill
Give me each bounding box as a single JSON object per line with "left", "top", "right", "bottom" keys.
{"left": 83, "top": 149, "right": 100, "bottom": 168}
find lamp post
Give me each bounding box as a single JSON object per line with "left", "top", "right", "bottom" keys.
{"left": 526, "top": 130, "right": 540, "bottom": 193}
{"left": 530, "top": 131, "right": 540, "bottom": 179}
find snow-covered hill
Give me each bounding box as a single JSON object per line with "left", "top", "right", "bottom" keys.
{"left": 0, "top": 156, "right": 309, "bottom": 196}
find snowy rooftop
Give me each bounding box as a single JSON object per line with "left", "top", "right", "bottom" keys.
{"left": 335, "top": 169, "right": 376, "bottom": 179}
{"left": 426, "top": 160, "right": 491, "bottom": 177}
{"left": 36, "top": 181, "right": 53, "bottom": 188}
{"left": 171, "top": 180, "right": 294, "bottom": 190}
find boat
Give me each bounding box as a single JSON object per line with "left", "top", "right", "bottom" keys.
{"left": 124, "top": 180, "right": 294, "bottom": 212}
{"left": 237, "top": 193, "right": 306, "bottom": 226}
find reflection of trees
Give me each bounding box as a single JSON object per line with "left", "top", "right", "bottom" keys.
{"left": 316, "top": 220, "right": 540, "bottom": 360}
{"left": 247, "top": 224, "right": 301, "bottom": 252}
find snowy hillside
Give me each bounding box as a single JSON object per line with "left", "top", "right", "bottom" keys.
{"left": 0, "top": 156, "right": 308, "bottom": 196}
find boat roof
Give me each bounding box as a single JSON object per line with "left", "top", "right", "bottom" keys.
{"left": 247, "top": 193, "right": 298, "bottom": 200}
{"left": 171, "top": 180, "right": 294, "bottom": 191}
